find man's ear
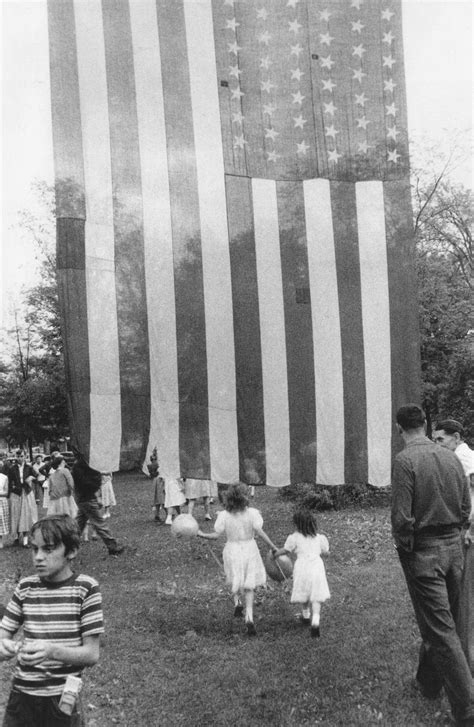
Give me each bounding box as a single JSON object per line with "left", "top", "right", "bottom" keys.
{"left": 453, "top": 431, "right": 462, "bottom": 445}
{"left": 67, "top": 548, "right": 78, "bottom": 562}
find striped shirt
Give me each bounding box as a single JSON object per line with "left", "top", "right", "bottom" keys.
{"left": 1, "top": 573, "right": 104, "bottom": 696}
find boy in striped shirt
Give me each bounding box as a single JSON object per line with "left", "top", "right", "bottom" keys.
{"left": 0, "top": 514, "right": 104, "bottom": 726}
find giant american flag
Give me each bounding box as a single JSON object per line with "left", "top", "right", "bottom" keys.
{"left": 48, "top": 0, "right": 420, "bottom": 486}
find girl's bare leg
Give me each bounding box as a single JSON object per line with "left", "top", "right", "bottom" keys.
{"left": 244, "top": 589, "right": 257, "bottom": 634}
{"left": 310, "top": 601, "right": 321, "bottom": 638}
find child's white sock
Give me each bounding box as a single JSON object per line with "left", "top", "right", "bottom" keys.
{"left": 302, "top": 608, "right": 311, "bottom": 620}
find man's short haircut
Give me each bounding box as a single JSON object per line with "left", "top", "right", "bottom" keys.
{"left": 396, "top": 404, "right": 426, "bottom": 431}
{"left": 435, "top": 419, "right": 464, "bottom": 437}
{"left": 30, "top": 514, "right": 81, "bottom": 556}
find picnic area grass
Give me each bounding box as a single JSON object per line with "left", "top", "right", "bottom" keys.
{"left": 0, "top": 472, "right": 455, "bottom": 726}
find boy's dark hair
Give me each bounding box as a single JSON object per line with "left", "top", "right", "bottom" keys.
{"left": 293, "top": 509, "right": 318, "bottom": 537}
{"left": 30, "top": 515, "right": 81, "bottom": 556}
{"left": 396, "top": 404, "right": 426, "bottom": 431}
{"left": 225, "top": 483, "right": 249, "bottom": 512}
{"left": 435, "top": 419, "right": 464, "bottom": 438}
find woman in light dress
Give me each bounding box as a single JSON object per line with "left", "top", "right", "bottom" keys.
{"left": 46, "top": 455, "right": 78, "bottom": 518}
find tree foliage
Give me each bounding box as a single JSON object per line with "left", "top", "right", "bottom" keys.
{"left": 0, "top": 182, "right": 68, "bottom": 453}
{"left": 411, "top": 140, "right": 474, "bottom": 440}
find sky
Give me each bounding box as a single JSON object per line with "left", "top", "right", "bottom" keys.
{"left": 1, "top": 0, "right": 473, "bottom": 326}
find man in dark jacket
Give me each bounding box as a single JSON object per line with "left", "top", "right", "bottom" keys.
{"left": 72, "top": 453, "right": 124, "bottom": 556}
{"left": 392, "top": 404, "right": 473, "bottom": 727}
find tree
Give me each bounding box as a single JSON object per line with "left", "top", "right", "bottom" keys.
{"left": 0, "top": 182, "right": 69, "bottom": 454}
{"left": 411, "top": 139, "right": 474, "bottom": 440}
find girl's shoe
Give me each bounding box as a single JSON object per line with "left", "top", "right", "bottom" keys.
{"left": 22, "top": 536, "right": 28, "bottom": 547}
{"left": 296, "top": 614, "right": 311, "bottom": 624}
{"left": 311, "top": 626, "right": 320, "bottom": 638}
{"left": 204, "top": 513, "right": 212, "bottom": 521}
{"left": 234, "top": 604, "right": 244, "bottom": 618}
{"left": 246, "top": 621, "right": 257, "bottom": 636}
{"left": 165, "top": 514, "right": 173, "bottom": 525}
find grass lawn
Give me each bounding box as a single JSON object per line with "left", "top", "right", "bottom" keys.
{"left": 0, "top": 472, "right": 456, "bottom": 726}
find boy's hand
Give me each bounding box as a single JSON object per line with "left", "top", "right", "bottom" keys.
{"left": 0, "top": 638, "right": 20, "bottom": 660}
{"left": 18, "top": 639, "right": 52, "bottom": 665}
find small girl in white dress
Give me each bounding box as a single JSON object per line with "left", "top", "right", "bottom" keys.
{"left": 275, "top": 509, "right": 330, "bottom": 638}
{"left": 197, "top": 483, "right": 277, "bottom": 635}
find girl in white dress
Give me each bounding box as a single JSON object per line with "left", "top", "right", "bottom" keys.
{"left": 275, "top": 509, "right": 330, "bottom": 638}
{"left": 197, "top": 483, "right": 277, "bottom": 635}
{"left": 100, "top": 472, "right": 116, "bottom": 518}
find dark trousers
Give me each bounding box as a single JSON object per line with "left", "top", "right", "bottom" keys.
{"left": 3, "top": 689, "right": 82, "bottom": 727}
{"left": 76, "top": 496, "right": 119, "bottom": 553}
{"left": 399, "top": 533, "right": 474, "bottom": 723}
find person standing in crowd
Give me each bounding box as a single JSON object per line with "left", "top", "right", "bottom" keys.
{"left": 184, "top": 478, "right": 216, "bottom": 521}
{"left": 0, "top": 461, "right": 9, "bottom": 549}
{"left": 31, "top": 454, "right": 46, "bottom": 506}
{"left": 434, "top": 419, "right": 474, "bottom": 502}
{"left": 392, "top": 404, "right": 474, "bottom": 727}
{"left": 8, "top": 451, "right": 37, "bottom": 547}
{"left": 100, "top": 472, "right": 116, "bottom": 519}
{"left": 47, "top": 455, "right": 78, "bottom": 518}
{"left": 72, "top": 452, "right": 124, "bottom": 555}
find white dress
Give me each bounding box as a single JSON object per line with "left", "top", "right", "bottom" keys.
{"left": 100, "top": 473, "right": 117, "bottom": 508}
{"left": 164, "top": 478, "right": 186, "bottom": 509}
{"left": 284, "top": 532, "right": 330, "bottom": 604}
{"left": 215, "top": 508, "right": 267, "bottom": 593}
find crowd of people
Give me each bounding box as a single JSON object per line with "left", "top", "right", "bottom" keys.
{"left": 0, "top": 450, "right": 121, "bottom": 555}
{"left": 0, "top": 406, "right": 473, "bottom": 726}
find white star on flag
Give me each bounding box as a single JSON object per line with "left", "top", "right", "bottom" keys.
{"left": 267, "top": 150, "right": 281, "bottom": 162}
{"left": 320, "top": 9, "right": 331, "bottom": 22}
{"left": 290, "top": 43, "right": 303, "bottom": 57}
{"left": 226, "top": 18, "right": 239, "bottom": 32}
{"left": 265, "top": 127, "right": 279, "bottom": 141}
{"left": 289, "top": 19, "right": 302, "bottom": 35}
{"left": 259, "top": 31, "right": 271, "bottom": 45}
{"left": 355, "top": 92, "right": 368, "bottom": 106}
{"left": 358, "top": 141, "right": 370, "bottom": 153}
{"left": 322, "top": 78, "right": 336, "bottom": 92}
{"left": 232, "top": 111, "right": 244, "bottom": 124}
{"left": 292, "top": 90, "right": 305, "bottom": 104}
{"left": 256, "top": 8, "right": 269, "bottom": 20}
{"left": 260, "top": 57, "right": 273, "bottom": 70}
{"left": 263, "top": 103, "right": 277, "bottom": 116}
{"left": 351, "top": 20, "right": 364, "bottom": 33}
{"left": 297, "top": 140, "right": 310, "bottom": 155}
{"left": 352, "top": 68, "right": 367, "bottom": 83}
{"left": 383, "top": 55, "right": 396, "bottom": 69}
{"left": 384, "top": 79, "right": 397, "bottom": 93}
{"left": 261, "top": 79, "right": 276, "bottom": 93}
{"left": 382, "top": 9, "right": 395, "bottom": 21}
{"left": 356, "top": 116, "right": 370, "bottom": 129}
{"left": 228, "top": 41, "right": 242, "bottom": 55}
{"left": 293, "top": 114, "right": 307, "bottom": 128}
{"left": 231, "top": 87, "right": 244, "bottom": 100}
{"left": 352, "top": 45, "right": 366, "bottom": 58}
{"left": 328, "top": 148, "right": 342, "bottom": 162}
{"left": 387, "top": 125, "right": 399, "bottom": 140}
{"left": 320, "top": 55, "right": 335, "bottom": 69}
{"left": 383, "top": 31, "right": 395, "bottom": 44}
{"left": 229, "top": 65, "right": 242, "bottom": 78}
{"left": 385, "top": 102, "right": 397, "bottom": 116}
{"left": 325, "top": 124, "right": 339, "bottom": 139}
{"left": 291, "top": 68, "right": 304, "bottom": 81}
{"left": 387, "top": 148, "right": 401, "bottom": 163}
{"left": 233, "top": 134, "right": 247, "bottom": 149}
{"left": 320, "top": 33, "right": 334, "bottom": 46}
{"left": 323, "top": 101, "right": 337, "bottom": 115}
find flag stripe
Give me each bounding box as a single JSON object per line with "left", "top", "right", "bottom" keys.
{"left": 73, "top": 0, "right": 121, "bottom": 471}
{"left": 331, "top": 182, "right": 368, "bottom": 483}
{"left": 385, "top": 178, "right": 421, "bottom": 453}
{"left": 226, "top": 175, "right": 266, "bottom": 485}
{"left": 102, "top": 0, "right": 150, "bottom": 469}
{"left": 156, "top": 0, "right": 210, "bottom": 477}
{"left": 304, "top": 179, "right": 345, "bottom": 485}
{"left": 357, "top": 181, "right": 392, "bottom": 486}
{"left": 277, "top": 181, "right": 317, "bottom": 484}
{"left": 129, "top": 0, "right": 180, "bottom": 478}
{"left": 48, "top": 0, "right": 91, "bottom": 460}
{"left": 184, "top": 0, "right": 239, "bottom": 483}
{"left": 252, "top": 179, "right": 290, "bottom": 487}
